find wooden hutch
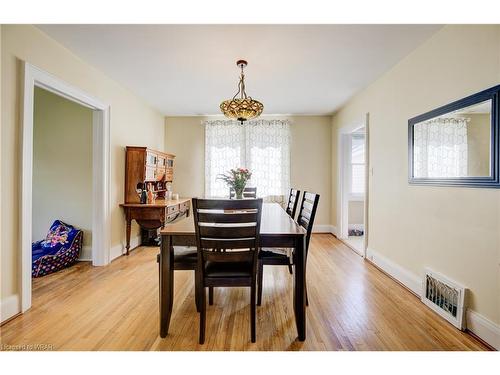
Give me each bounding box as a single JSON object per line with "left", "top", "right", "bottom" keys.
{"left": 120, "top": 146, "right": 190, "bottom": 255}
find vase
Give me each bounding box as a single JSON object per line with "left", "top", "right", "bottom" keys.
{"left": 234, "top": 187, "right": 244, "bottom": 199}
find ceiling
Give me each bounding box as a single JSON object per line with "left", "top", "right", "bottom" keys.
{"left": 37, "top": 25, "right": 441, "bottom": 116}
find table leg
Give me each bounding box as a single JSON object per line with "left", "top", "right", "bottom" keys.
{"left": 160, "top": 234, "right": 174, "bottom": 338}
{"left": 293, "top": 235, "right": 307, "bottom": 341}
{"left": 125, "top": 216, "right": 131, "bottom": 256}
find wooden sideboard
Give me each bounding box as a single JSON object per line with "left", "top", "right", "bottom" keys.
{"left": 124, "top": 146, "right": 175, "bottom": 203}
{"left": 120, "top": 198, "right": 190, "bottom": 255}
{"left": 120, "top": 146, "right": 189, "bottom": 255}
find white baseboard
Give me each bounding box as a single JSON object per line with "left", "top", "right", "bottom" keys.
{"left": 78, "top": 245, "right": 92, "bottom": 261}
{"left": 313, "top": 224, "right": 337, "bottom": 236}
{"left": 366, "top": 246, "right": 499, "bottom": 350}
{"left": 1, "top": 294, "right": 20, "bottom": 323}
{"left": 366, "top": 247, "right": 421, "bottom": 296}
{"left": 110, "top": 234, "right": 141, "bottom": 262}
{"left": 466, "top": 309, "right": 500, "bottom": 350}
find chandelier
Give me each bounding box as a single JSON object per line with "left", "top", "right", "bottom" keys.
{"left": 220, "top": 60, "right": 264, "bottom": 124}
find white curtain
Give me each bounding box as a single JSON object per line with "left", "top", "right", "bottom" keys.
{"left": 413, "top": 117, "right": 468, "bottom": 178}
{"left": 204, "top": 119, "right": 290, "bottom": 202}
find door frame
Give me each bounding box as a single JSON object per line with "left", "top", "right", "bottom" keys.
{"left": 21, "top": 62, "right": 111, "bottom": 312}
{"left": 337, "top": 113, "right": 370, "bottom": 257}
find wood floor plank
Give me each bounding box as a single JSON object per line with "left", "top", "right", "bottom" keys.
{"left": 0, "top": 234, "right": 490, "bottom": 351}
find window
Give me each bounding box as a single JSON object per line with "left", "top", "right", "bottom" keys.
{"left": 349, "top": 134, "right": 365, "bottom": 196}
{"left": 204, "top": 120, "right": 290, "bottom": 201}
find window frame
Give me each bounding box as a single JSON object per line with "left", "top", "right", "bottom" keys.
{"left": 348, "top": 133, "right": 366, "bottom": 200}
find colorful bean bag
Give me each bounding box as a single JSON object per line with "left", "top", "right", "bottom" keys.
{"left": 32, "top": 220, "right": 83, "bottom": 277}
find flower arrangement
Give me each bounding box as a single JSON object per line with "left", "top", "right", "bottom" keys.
{"left": 218, "top": 168, "right": 252, "bottom": 199}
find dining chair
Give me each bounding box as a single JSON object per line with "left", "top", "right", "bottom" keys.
{"left": 156, "top": 246, "right": 201, "bottom": 311}
{"left": 285, "top": 188, "right": 301, "bottom": 220}
{"left": 257, "top": 191, "right": 320, "bottom": 307}
{"left": 229, "top": 186, "right": 257, "bottom": 199}
{"left": 192, "top": 197, "right": 263, "bottom": 344}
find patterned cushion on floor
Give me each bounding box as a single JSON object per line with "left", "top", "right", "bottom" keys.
{"left": 32, "top": 220, "right": 83, "bottom": 277}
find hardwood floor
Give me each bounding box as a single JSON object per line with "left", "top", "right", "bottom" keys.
{"left": 0, "top": 234, "right": 489, "bottom": 351}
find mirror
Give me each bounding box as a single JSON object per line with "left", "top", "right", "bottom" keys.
{"left": 409, "top": 85, "right": 499, "bottom": 187}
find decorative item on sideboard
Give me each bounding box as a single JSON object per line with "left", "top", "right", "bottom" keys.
{"left": 124, "top": 146, "right": 175, "bottom": 204}
{"left": 120, "top": 146, "right": 191, "bottom": 254}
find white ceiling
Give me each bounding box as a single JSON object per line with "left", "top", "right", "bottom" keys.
{"left": 37, "top": 25, "right": 441, "bottom": 116}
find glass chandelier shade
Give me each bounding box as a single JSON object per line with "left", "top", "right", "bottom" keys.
{"left": 220, "top": 60, "right": 264, "bottom": 124}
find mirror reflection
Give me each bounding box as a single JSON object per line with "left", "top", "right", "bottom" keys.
{"left": 413, "top": 100, "right": 492, "bottom": 178}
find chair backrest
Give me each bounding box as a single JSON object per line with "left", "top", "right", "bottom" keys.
{"left": 192, "top": 198, "right": 263, "bottom": 270}
{"left": 297, "top": 192, "right": 320, "bottom": 252}
{"left": 285, "top": 188, "right": 301, "bottom": 219}
{"left": 229, "top": 187, "right": 257, "bottom": 199}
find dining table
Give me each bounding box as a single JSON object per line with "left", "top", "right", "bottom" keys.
{"left": 158, "top": 202, "right": 308, "bottom": 341}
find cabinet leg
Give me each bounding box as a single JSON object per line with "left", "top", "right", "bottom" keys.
{"left": 125, "top": 219, "right": 131, "bottom": 256}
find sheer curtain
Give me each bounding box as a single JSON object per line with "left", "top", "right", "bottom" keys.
{"left": 205, "top": 119, "right": 290, "bottom": 202}
{"left": 414, "top": 117, "right": 468, "bottom": 178}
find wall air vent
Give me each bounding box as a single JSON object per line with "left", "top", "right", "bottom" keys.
{"left": 422, "top": 268, "right": 467, "bottom": 330}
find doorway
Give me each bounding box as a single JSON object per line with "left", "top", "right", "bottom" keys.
{"left": 337, "top": 114, "right": 369, "bottom": 257}
{"left": 32, "top": 86, "right": 94, "bottom": 262}
{"left": 21, "top": 63, "right": 111, "bottom": 312}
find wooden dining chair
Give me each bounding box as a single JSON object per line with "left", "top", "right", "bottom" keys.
{"left": 285, "top": 188, "right": 301, "bottom": 219}
{"left": 192, "top": 198, "right": 263, "bottom": 344}
{"left": 257, "top": 191, "right": 320, "bottom": 307}
{"left": 157, "top": 246, "right": 201, "bottom": 311}
{"left": 229, "top": 186, "right": 257, "bottom": 199}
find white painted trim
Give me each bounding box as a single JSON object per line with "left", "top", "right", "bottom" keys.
{"left": 21, "top": 62, "right": 111, "bottom": 313}
{"left": 466, "top": 309, "right": 500, "bottom": 350}
{"left": 110, "top": 234, "right": 142, "bottom": 262}
{"left": 337, "top": 115, "right": 369, "bottom": 257}
{"left": 366, "top": 247, "right": 421, "bottom": 296}
{"left": 363, "top": 113, "right": 370, "bottom": 256}
{"left": 338, "top": 133, "right": 349, "bottom": 239}
{"left": 0, "top": 295, "right": 20, "bottom": 323}
{"left": 91, "top": 108, "right": 111, "bottom": 266}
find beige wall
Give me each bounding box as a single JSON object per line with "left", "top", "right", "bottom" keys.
{"left": 33, "top": 87, "right": 93, "bottom": 247}
{"left": 331, "top": 25, "right": 500, "bottom": 326}
{"left": 348, "top": 200, "right": 364, "bottom": 225}
{"left": 1, "top": 25, "right": 165, "bottom": 315}
{"left": 165, "top": 115, "right": 332, "bottom": 226}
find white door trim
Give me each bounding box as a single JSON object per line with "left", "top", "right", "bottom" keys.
{"left": 336, "top": 113, "right": 369, "bottom": 257}
{"left": 21, "top": 62, "right": 111, "bottom": 312}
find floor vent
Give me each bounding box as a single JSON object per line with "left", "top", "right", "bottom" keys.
{"left": 422, "top": 268, "right": 466, "bottom": 330}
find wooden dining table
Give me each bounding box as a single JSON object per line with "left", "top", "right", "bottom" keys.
{"left": 158, "top": 202, "right": 308, "bottom": 341}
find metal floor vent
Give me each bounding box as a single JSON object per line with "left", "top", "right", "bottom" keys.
{"left": 422, "top": 268, "right": 466, "bottom": 330}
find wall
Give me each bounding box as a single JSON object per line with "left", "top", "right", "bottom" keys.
{"left": 165, "top": 115, "right": 332, "bottom": 227}
{"left": 348, "top": 200, "right": 364, "bottom": 225}
{"left": 33, "top": 87, "right": 93, "bottom": 249}
{"left": 1, "top": 25, "right": 165, "bottom": 322}
{"left": 331, "top": 25, "right": 500, "bottom": 336}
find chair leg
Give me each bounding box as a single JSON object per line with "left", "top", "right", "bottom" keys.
{"left": 257, "top": 260, "right": 264, "bottom": 306}
{"left": 195, "top": 270, "right": 201, "bottom": 312}
{"left": 199, "top": 286, "right": 206, "bottom": 345}
{"left": 288, "top": 264, "right": 293, "bottom": 274}
{"left": 251, "top": 282, "right": 256, "bottom": 343}
{"left": 208, "top": 286, "right": 214, "bottom": 305}
{"left": 305, "top": 284, "right": 309, "bottom": 306}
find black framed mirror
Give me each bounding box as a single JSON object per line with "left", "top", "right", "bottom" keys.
{"left": 408, "top": 85, "right": 500, "bottom": 188}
